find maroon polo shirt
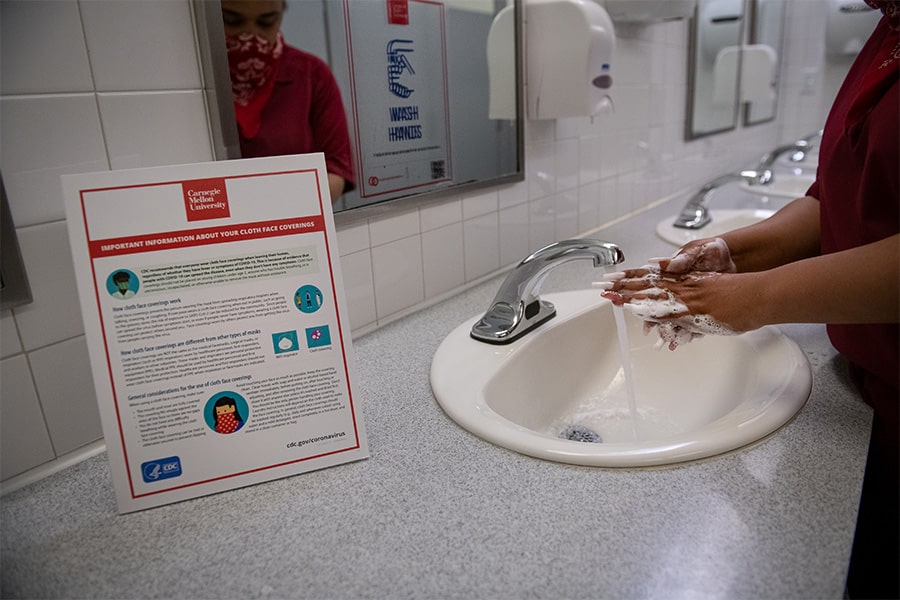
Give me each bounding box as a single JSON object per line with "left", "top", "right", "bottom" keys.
{"left": 808, "top": 15, "right": 899, "bottom": 412}
{"left": 239, "top": 45, "right": 356, "bottom": 193}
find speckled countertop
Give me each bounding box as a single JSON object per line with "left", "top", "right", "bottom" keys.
{"left": 1, "top": 188, "right": 873, "bottom": 599}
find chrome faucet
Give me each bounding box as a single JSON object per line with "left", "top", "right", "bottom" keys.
{"left": 673, "top": 170, "right": 761, "bottom": 230}
{"left": 753, "top": 139, "right": 812, "bottom": 185}
{"left": 470, "top": 239, "right": 625, "bottom": 344}
{"left": 674, "top": 131, "right": 822, "bottom": 230}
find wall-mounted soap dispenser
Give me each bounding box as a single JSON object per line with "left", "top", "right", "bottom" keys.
{"left": 524, "top": 0, "right": 616, "bottom": 120}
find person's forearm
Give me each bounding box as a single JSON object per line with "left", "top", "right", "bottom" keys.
{"left": 327, "top": 173, "right": 345, "bottom": 203}
{"left": 755, "top": 234, "right": 900, "bottom": 326}
{"left": 721, "top": 196, "right": 822, "bottom": 273}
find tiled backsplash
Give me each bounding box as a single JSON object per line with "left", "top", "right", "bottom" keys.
{"left": 0, "top": 0, "right": 836, "bottom": 487}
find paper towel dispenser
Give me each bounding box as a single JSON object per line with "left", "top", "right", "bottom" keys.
{"left": 524, "top": 0, "right": 616, "bottom": 119}
{"left": 599, "top": 0, "right": 695, "bottom": 22}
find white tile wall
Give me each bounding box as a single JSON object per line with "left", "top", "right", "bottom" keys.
{"left": 0, "top": 0, "right": 93, "bottom": 95}
{"left": 0, "top": 0, "right": 842, "bottom": 484}
{"left": 0, "top": 0, "right": 213, "bottom": 482}
{"left": 79, "top": 0, "right": 201, "bottom": 91}
{"left": 0, "top": 94, "right": 108, "bottom": 226}
{"left": 97, "top": 91, "right": 213, "bottom": 169}
{"left": 0, "top": 312, "right": 22, "bottom": 359}
{"left": 12, "top": 222, "right": 84, "bottom": 351}
{"left": 0, "top": 356, "right": 56, "bottom": 480}
{"left": 28, "top": 337, "right": 103, "bottom": 456}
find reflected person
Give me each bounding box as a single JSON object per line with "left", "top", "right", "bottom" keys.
{"left": 222, "top": 0, "right": 355, "bottom": 202}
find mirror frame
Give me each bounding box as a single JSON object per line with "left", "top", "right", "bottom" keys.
{"left": 192, "top": 0, "right": 525, "bottom": 225}
{"left": 685, "top": 0, "right": 746, "bottom": 140}
{"left": 742, "top": 0, "right": 785, "bottom": 127}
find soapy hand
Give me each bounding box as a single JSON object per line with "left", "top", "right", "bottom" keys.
{"left": 659, "top": 236, "right": 737, "bottom": 274}
{"left": 597, "top": 237, "right": 744, "bottom": 350}
{"left": 599, "top": 265, "right": 738, "bottom": 350}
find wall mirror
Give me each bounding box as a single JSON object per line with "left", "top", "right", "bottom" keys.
{"left": 686, "top": 0, "right": 746, "bottom": 138}
{"left": 743, "top": 0, "right": 785, "bottom": 126}
{"left": 194, "top": 0, "right": 524, "bottom": 222}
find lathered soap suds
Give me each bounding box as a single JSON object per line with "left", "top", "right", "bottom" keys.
{"left": 610, "top": 264, "right": 737, "bottom": 350}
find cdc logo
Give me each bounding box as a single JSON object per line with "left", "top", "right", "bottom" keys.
{"left": 141, "top": 456, "right": 182, "bottom": 483}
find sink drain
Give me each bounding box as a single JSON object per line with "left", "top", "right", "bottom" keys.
{"left": 559, "top": 425, "right": 602, "bottom": 443}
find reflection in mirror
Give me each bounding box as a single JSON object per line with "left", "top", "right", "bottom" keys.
{"left": 743, "top": 0, "right": 784, "bottom": 126}
{"left": 686, "top": 0, "right": 745, "bottom": 139}
{"left": 197, "top": 0, "right": 523, "bottom": 219}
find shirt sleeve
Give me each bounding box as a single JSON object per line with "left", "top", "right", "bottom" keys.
{"left": 308, "top": 59, "right": 356, "bottom": 193}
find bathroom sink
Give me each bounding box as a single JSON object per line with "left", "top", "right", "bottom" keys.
{"left": 656, "top": 208, "right": 775, "bottom": 246}
{"left": 739, "top": 174, "right": 815, "bottom": 199}
{"left": 430, "top": 290, "right": 811, "bottom": 467}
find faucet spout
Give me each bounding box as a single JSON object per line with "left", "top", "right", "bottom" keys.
{"left": 753, "top": 139, "right": 813, "bottom": 185}
{"left": 470, "top": 239, "right": 624, "bottom": 344}
{"left": 673, "top": 170, "right": 759, "bottom": 230}
{"left": 673, "top": 132, "right": 823, "bottom": 230}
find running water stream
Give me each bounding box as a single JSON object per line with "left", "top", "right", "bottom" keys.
{"left": 612, "top": 304, "right": 640, "bottom": 441}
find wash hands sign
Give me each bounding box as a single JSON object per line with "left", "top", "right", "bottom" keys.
{"left": 344, "top": 0, "right": 452, "bottom": 198}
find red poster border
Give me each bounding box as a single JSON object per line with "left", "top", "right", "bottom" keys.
{"left": 78, "top": 168, "right": 364, "bottom": 500}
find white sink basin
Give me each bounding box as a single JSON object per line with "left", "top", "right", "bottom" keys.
{"left": 739, "top": 174, "right": 815, "bottom": 199}
{"left": 431, "top": 290, "right": 811, "bottom": 467}
{"left": 656, "top": 208, "right": 775, "bottom": 246}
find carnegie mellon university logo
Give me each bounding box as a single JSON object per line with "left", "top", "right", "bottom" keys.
{"left": 182, "top": 177, "right": 230, "bottom": 222}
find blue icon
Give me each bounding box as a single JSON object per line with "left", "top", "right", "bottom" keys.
{"left": 387, "top": 39, "right": 415, "bottom": 98}
{"left": 141, "top": 456, "right": 182, "bottom": 483}
{"left": 273, "top": 330, "right": 299, "bottom": 354}
{"left": 305, "top": 325, "right": 332, "bottom": 348}
{"left": 294, "top": 285, "right": 324, "bottom": 314}
{"left": 106, "top": 268, "right": 139, "bottom": 300}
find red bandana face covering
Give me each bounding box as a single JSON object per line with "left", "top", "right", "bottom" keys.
{"left": 846, "top": 2, "right": 900, "bottom": 134}
{"left": 215, "top": 411, "right": 240, "bottom": 434}
{"left": 226, "top": 31, "right": 284, "bottom": 139}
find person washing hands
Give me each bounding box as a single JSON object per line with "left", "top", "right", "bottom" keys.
{"left": 604, "top": 2, "right": 898, "bottom": 597}
{"left": 602, "top": 0, "right": 900, "bottom": 598}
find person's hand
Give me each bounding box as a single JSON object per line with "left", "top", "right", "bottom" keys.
{"left": 597, "top": 237, "right": 742, "bottom": 350}
{"left": 658, "top": 237, "right": 736, "bottom": 274}
{"left": 599, "top": 265, "right": 757, "bottom": 350}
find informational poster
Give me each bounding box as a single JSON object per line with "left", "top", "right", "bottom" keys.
{"left": 344, "top": 0, "right": 452, "bottom": 198}
{"left": 63, "top": 154, "right": 368, "bottom": 513}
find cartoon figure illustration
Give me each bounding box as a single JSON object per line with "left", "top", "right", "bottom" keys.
{"left": 213, "top": 396, "right": 244, "bottom": 434}
{"left": 110, "top": 270, "right": 137, "bottom": 299}
{"left": 386, "top": 39, "right": 415, "bottom": 98}
{"left": 294, "top": 285, "right": 323, "bottom": 313}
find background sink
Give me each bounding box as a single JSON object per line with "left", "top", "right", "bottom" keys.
{"left": 777, "top": 149, "right": 818, "bottom": 171}
{"left": 656, "top": 208, "right": 775, "bottom": 246}
{"left": 739, "top": 173, "right": 815, "bottom": 199}
{"left": 431, "top": 290, "right": 811, "bottom": 467}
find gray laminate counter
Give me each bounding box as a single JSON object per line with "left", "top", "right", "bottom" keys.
{"left": 1, "top": 190, "right": 873, "bottom": 599}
